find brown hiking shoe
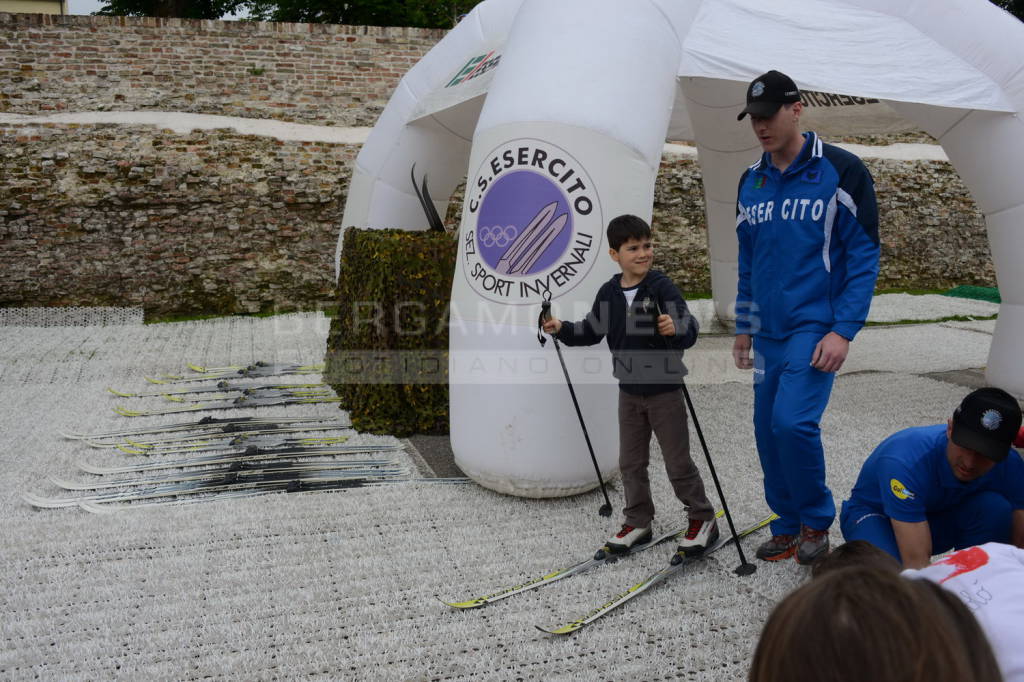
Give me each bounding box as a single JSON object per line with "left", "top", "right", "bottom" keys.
{"left": 796, "top": 525, "right": 829, "bottom": 565}
{"left": 755, "top": 534, "right": 797, "bottom": 561}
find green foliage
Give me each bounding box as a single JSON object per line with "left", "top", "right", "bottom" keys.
{"left": 242, "top": 0, "right": 482, "bottom": 26}
{"left": 325, "top": 228, "right": 457, "bottom": 436}
{"left": 990, "top": 0, "right": 1024, "bottom": 21}
{"left": 95, "top": 0, "right": 246, "bottom": 18}
{"left": 93, "top": 0, "right": 481, "bottom": 24}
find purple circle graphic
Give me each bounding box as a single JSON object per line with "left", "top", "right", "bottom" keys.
{"left": 476, "top": 170, "right": 573, "bottom": 276}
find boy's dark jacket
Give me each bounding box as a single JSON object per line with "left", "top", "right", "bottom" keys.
{"left": 554, "top": 269, "right": 699, "bottom": 396}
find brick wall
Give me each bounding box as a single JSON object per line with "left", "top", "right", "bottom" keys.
{"left": 0, "top": 13, "right": 443, "bottom": 126}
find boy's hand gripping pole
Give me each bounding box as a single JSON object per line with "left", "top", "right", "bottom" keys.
{"left": 538, "top": 292, "right": 613, "bottom": 518}
{"left": 654, "top": 301, "right": 756, "bottom": 576}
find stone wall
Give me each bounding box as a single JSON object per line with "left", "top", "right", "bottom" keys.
{"left": 1, "top": 121, "right": 357, "bottom": 315}
{"left": 650, "top": 156, "right": 992, "bottom": 296}
{"left": 0, "top": 13, "right": 442, "bottom": 126}
{"left": 0, "top": 13, "right": 996, "bottom": 317}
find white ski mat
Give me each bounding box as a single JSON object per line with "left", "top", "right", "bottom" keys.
{"left": 684, "top": 320, "right": 991, "bottom": 386}
{"left": 686, "top": 292, "right": 999, "bottom": 332}
{"left": 863, "top": 293, "right": 998, "bottom": 322}
{"left": 0, "top": 311, "right": 408, "bottom": 501}
{"left": 0, "top": 313, "right": 330, "bottom": 386}
{"left": 0, "top": 306, "right": 144, "bottom": 327}
{"left": 0, "top": 372, "right": 980, "bottom": 680}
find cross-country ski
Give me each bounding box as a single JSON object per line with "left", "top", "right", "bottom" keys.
{"left": 535, "top": 514, "right": 776, "bottom": 635}
{"left": 60, "top": 416, "right": 347, "bottom": 441}
{"left": 107, "top": 382, "right": 328, "bottom": 399}
{"left": 439, "top": 511, "right": 727, "bottom": 609}
{"left": 113, "top": 394, "right": 342, "bottom": 417}
{"left": 23, "top": 470, "right": 386, "bottom": 509}
{"left": 76, "top": 444, "right": 402, "bottom": 475}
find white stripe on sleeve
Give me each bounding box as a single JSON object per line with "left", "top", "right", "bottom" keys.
{"left": 822, "top": 194, "right": 838, "bottom": 273}
{"left": 836, "top": 187, "right": 858, "bottom": 217}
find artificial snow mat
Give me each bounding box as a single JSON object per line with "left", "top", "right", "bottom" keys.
{"left": 0, "top": 307, "right": 1001, "bottom": 679}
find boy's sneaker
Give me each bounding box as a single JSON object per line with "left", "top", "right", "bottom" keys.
{"left": 605, "top": 524, "right": 652, "bottom": 553}
{"left": 796, "top": 525, "right": 829, "bottom": 565}
{"left": 755, "top": 534, "right": 797, "bottom": 561}
{"left": 676, "top": 517, "right": 720, "bottom": 555}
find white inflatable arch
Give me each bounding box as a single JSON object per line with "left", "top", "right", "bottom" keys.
{"left": 340, "top": 0, "right": 1024, "bottom": 497}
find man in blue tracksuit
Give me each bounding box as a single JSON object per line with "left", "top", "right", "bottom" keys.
{"left": 840, "top": 387, "right": 1024, "bottom": 568}
{"left": 732, "top": 70, "right": 880, "bottom": 564}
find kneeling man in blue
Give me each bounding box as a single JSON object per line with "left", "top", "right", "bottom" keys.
{"left": 841, "top": 388, "right": 1024, "bottom": 568}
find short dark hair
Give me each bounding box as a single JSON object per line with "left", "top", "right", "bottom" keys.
{"left": 810, "top": 540, "right": 900, "bottom": 579}
{"left": 749, "top": 566, "right": 1002, "bottom": 682}
{"left": 606, "top": 214, "right": 651, "bottom": 250}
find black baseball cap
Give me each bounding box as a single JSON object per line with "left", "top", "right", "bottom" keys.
{"left": 950, "top": 387, "right": 1023, "bottom": 462}
{"left": 737, "top": 70, "right": 802, "bottom": 121}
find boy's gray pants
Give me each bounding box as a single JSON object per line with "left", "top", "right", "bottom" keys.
{"left": 618, "top": 388, "right": 715, "bottom": 528}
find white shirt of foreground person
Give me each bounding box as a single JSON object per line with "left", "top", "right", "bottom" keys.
{"left": 903, "top": 543, "right": 1024, "bottom": 682}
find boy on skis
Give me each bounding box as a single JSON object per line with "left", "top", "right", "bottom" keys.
{"left": 542, "top": 214, "right": 717, "bottom": 554}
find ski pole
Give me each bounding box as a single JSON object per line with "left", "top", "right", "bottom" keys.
{"left": 654, "top": 301, "right": 756, "bottom": 576}
{"left": 537, "top": 293, "right": 613, "bottom": 517}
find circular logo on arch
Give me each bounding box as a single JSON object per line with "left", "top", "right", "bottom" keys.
{"left": 462, "top": 139, "right": 603, "bottom": 304}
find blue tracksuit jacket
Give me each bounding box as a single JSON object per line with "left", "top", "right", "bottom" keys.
{"left": 735, "top": 132, "right": 880, "bottom": 340}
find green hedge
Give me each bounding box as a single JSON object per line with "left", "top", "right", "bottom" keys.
{"left": 324, "top": 228, "right": 457, "bottom": 436}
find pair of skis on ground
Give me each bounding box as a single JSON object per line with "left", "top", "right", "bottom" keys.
{"left": 440, "top": 511, "right": 776, "bottom": 634}
{"left": 144, "top": 361, "right": 324, "bottom": 385}
{"left": 62, "top": 415, "right": 352, "bottom": 446}
{"left": 109, "top": 362, "right": 336, "bottom": 415}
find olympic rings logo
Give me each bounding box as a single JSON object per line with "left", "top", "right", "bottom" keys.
{"left": 478, "top": 224, "right": 518, "bottom": 248}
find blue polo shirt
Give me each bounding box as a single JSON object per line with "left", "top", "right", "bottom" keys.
{"left": 846, "top": 424, "right": 1024, "bottom": 521}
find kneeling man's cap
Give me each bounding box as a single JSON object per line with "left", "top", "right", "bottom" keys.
{"left": 951, "top": 387, "right": 1023, "bottom": 461}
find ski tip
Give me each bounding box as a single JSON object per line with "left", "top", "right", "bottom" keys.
{"left": 535, "top": 624, "right": 579, "bottom": 636}
{"left": 144, "top": 376, "right": 170, "bottom": 385}
{"left": 113, "top": 406, "right": 137, "bottom": 417}
{"left": 78, "top": 437, "right": 114, "bottom": 448}
{"left": 21, "top": 492, "right": 68, "bottom": 509}
{"left": 79, "top": 500, "right": 120, "bottom": 514}
{"left": 115, "top": 444, "right": 148, "bottom": 455}
{"left": 163, "top": 394, "right": 185, "bottom": 403}
{"left": 47, "top": 476, "right": 84, "bottom": 491}
{"left": 76, "top": 461, "right": 110, "bottom": 475}
{"left": 186, "top": 363, "right": 208, "bottom": 373}
{"left": 107, "top": 387, "right": 134, "bottom": 397}
{"left": 436, "top": 596, "right": 486, "bottom": 609}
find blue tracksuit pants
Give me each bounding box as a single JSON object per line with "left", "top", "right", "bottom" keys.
{"left": 840, "top": 491, "right": 1013, "bottom": 562}
{"left": 753, "top": 332, "right": 836, "bottom": 535}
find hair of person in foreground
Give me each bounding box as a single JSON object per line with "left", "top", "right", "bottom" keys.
{"left": 748, "top": 565, "right": 1003, "bottom": 682}
{"left": 810, "top": 539, "right": 901, "bottom": 578}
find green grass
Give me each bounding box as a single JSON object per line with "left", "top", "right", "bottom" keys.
{"left": 874, "top": 285, "right": 1000, "bottom": 303}
{"left": 942, "top": 285, "right": 1000, "bottom": 303}
{"left": 875, "top": 287, "right": 948, "bottom": 296}
{"left": 865, "top": 314, "right": 997, "bottom": 327}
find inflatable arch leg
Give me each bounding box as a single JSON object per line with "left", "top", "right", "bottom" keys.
{"left": 679, "top": 77, "right": 763, "bottom": 323}
{"left": 887, "top": 102, "right": 1024, "bottom": 397}
{"left": 336, "top": 0, "right": 524, "bottom": 276}
{"left": 448, "top": 0, "right": 682, "bottom": 496}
